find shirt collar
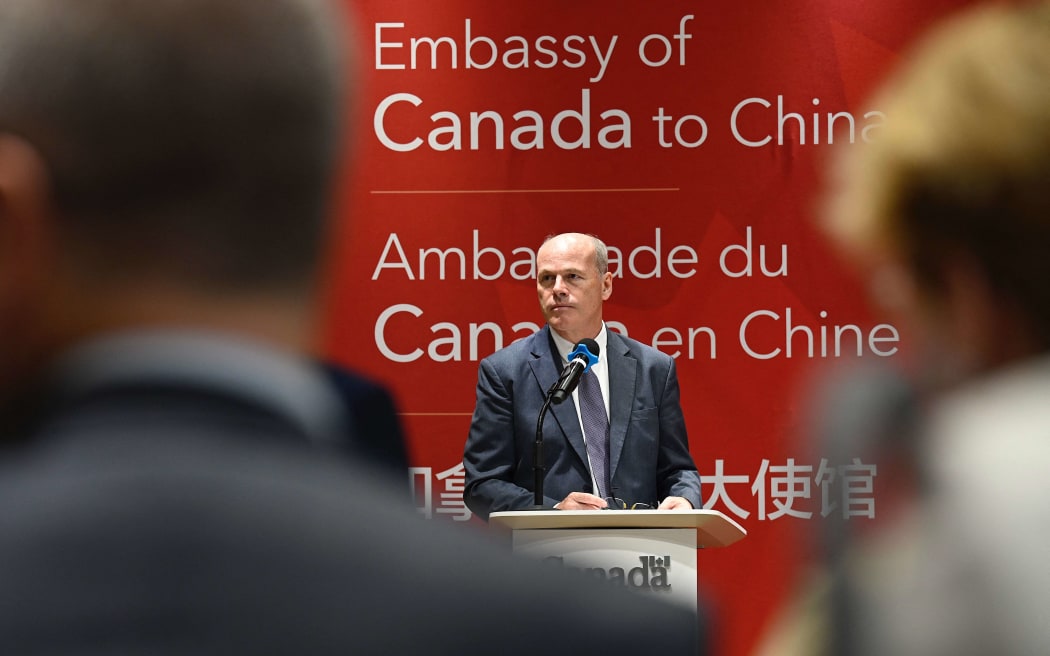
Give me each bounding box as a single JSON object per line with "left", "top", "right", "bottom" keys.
{"left": 50, "top": 329, "right": 349, "bottom": 445}
{"left": 549, "top": 324, "right": 608, "bottom": 365}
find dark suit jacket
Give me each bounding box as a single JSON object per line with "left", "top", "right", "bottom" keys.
{"left": 0, "top": 334, "right": 699, "bottom": 655}
{"left": 322, "top": 362, "right": 409, "bottom": 478}
{"left": 464, "top": 325, "right": 702, "bottom": 519}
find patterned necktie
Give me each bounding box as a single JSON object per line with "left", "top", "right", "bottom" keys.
{"left": 578, "top": 368, "right": 610, "bottom": 499}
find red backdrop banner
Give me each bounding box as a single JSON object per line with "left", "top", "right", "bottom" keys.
{"left": 324, "top": 2, "right": 982, "bottom": 654}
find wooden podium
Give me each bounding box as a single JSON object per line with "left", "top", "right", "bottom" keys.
{"left": 489, "top": 509, "right": 746, "bottom": 612}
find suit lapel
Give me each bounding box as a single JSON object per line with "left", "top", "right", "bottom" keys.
{"left": 526, "top": 326, "right": 589, "bottom": 468}
{"left": 607, "top": 331, "right": 636, "bottom": 480}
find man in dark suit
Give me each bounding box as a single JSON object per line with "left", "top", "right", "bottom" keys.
{"left": 464, "top": 232, "right": 702, "bottom": 519}
{"left": 0, "top": 1, "right": 699, "bottom": 654}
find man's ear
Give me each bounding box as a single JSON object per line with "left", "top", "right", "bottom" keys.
{"left": 601, "top": 271, "right": 613, "bottom": 301}
{"left": 0, "top": 134, "right": 55, "bottom": 302}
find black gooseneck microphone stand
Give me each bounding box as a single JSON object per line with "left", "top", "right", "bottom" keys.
{"left": 527, "top": 385, "right": 558, "bottom": 510}
{"left": 525, "top": 338, "right": 599, "bottom": 511}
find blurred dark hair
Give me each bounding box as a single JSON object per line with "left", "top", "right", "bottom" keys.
{"left": 0, "top": 0, "right": 346, "bottom": 291}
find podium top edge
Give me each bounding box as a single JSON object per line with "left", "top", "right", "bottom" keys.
{"left": 488, "top": 509, "right": 747, "bottom": 548}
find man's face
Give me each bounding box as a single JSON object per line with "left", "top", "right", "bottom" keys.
{"left": 535, "top": 234, "right": 612, "bottom": 344}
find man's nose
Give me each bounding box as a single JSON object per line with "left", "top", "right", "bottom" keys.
{"left": 552, "top": 276, "right": 568, "bottom": 295}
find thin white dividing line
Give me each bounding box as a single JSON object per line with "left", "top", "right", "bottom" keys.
{"left": 371, "top": 187, "right": 680, "bottom": 195}
{"left": 400, "top": 412, "right": 475, "bottom": 417}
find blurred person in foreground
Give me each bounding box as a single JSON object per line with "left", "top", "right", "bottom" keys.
{"left": 0, "top": 1, "right": 698, "bottom": 654}
{"left": 814, "top": 3, "right": 1050, "bottom": 655}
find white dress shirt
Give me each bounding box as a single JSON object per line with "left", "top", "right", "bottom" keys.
{"left": 549, "top": 324, "right": 610, "bottom": 498}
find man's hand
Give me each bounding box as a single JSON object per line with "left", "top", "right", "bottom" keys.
{"left": 657, "top": 496, "right": 693, "bottom": 510}
{"left": 555, "top": 492, "right": 608, "bottom": 510}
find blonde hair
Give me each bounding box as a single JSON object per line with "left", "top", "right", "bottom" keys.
{"left": 824, "top": 2, "right": 1050, "bottom": 340}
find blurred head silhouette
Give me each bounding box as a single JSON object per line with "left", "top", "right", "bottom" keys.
{"left": 811, "top": 6, "right": 1050, "bottom": 655}
{"left": 824, "top": 2, "right": 1050, "bottom": 389}
{"left": 0, "top": 0, "right": 348, "bottom": 408}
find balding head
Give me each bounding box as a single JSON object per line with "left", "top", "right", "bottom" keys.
{"left": 536, "top": 233, "right": 613, "bottom": 343}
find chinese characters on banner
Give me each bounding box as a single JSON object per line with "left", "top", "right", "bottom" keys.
{"left": 410, "top": 458, "right": 876, "bottom": 522}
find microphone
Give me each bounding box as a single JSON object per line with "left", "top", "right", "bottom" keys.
{"left": 547, "top": 339, "right": 600, "bottom": 404}
{"left": 528, "top": 338, "right": 601, "bottom": 510}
